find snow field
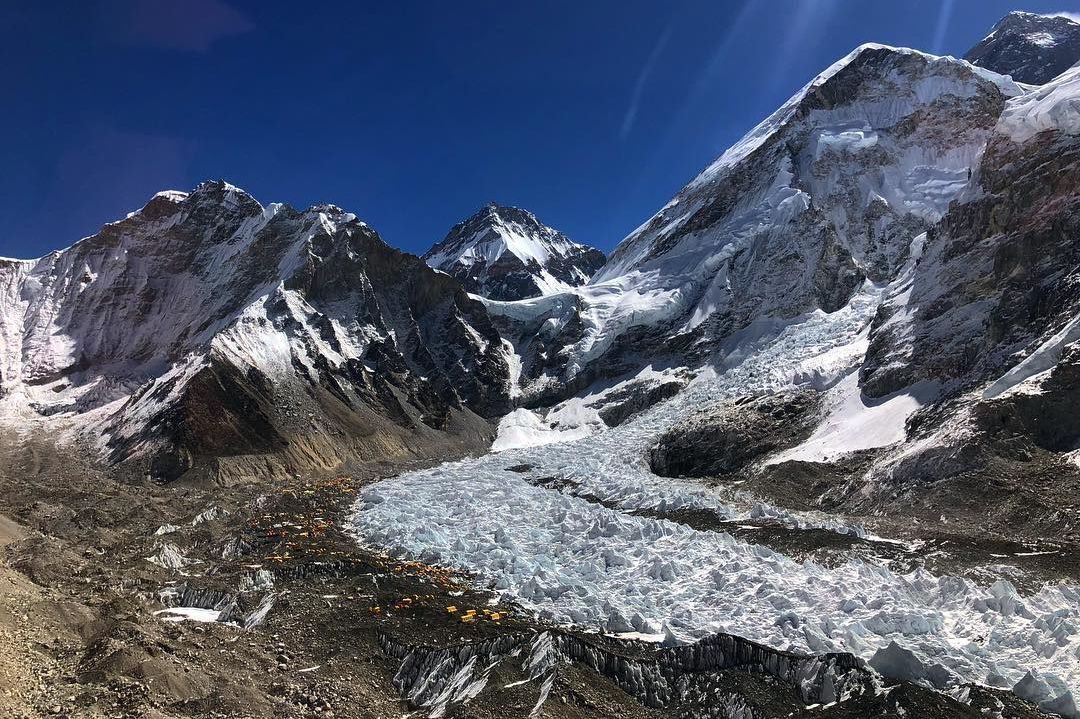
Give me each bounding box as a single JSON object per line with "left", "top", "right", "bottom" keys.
{"left": 491, "top": 399, "right": 606, "bottom": 452}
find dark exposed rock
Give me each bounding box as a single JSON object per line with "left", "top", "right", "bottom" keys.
{"left": 596, "top": 379, "right": 687, "bottom": 427}
{"left": 861, "top": 122, "right": 1080, "bottom": 398}
{"left": 649, "top": 390, "right": 820, "bottom": 478}
{"left": 965, "top": 11, "right": 1080, "bottom": 85}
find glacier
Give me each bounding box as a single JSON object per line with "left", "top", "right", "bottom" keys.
{"left": 351, "top": 276, "right": 1079, "bottom": 705}
{"left": 349, "top": 43, "right": 1080, "bottom": 711}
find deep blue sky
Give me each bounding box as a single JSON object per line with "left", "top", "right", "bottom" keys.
{"left": 1, "top": 1, "right": 1074, "bottom": 258}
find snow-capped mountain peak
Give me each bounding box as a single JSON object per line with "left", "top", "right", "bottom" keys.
{"left": 591, "top": 43, "right": 1021, "bottom": 298}
{"left": 0, "top": 180, "right": 510, "bottom": 481}
{"left": 483, "top": 43, "right": 1023, "bottom": 403}
{"left": 965, "top": 10, "right": 1080, "bottom": 85}
{"left": 423, "top": 203, "right": 605, "bottom": 301}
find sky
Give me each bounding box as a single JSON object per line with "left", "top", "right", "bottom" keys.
{"left": 2, "top": 0, "right": 1077, "bottom": 258}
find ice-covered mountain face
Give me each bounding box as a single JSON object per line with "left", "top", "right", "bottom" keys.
{"left": 351, "top": 38, "right": 1080, "bottom": 714}
{"left": 965, "top": 11, "right": 1080, "bottom": 85}
{"left": 0, "top": 181, "right": 510, "bottom": 481}
{"left": 859, "top": 60, "right": 1080, "bottom": 478}
{"left": 423, "top": 204, "right": 605, "bottom": 301}
{"left": 487, "top": 45, "right": 1021, "bottom": 403}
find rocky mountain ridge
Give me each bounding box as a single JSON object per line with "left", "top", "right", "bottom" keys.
{"left": 965, "top": 10, "right": 1080, "bottom": 85}
{"left": 0, "top": 181, "right": 510, "bottom": 482}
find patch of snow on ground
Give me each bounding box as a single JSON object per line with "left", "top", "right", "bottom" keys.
{"left": 768, "top": 372, "right": 938, "bottom": 465}
{"left": 154, "top": 607, "right": 222, "bottom": 623}
{"left": 984, "top": 313, "right": 1080, "bottom": 399}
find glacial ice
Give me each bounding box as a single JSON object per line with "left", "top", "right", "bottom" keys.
{"left": 999, "top": 63, "right": 1080, "bottom": 143}
{"left": 351, "top": 280, "right": 1080, "bottom": 705}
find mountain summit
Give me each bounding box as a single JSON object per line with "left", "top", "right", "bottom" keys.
{"left": 0, "top": 180, "right": 510, "bottom": 482}
{"left": 965, "top": 10, "right": 1080, "bottom": 84}
{"left": 423, "top": 204, "right": 604, "bottom": 301}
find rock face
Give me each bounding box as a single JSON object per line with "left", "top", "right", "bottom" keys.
{"left": 490, "top": 45, "right": 1019, "bottom": 403}
{"left": 649, "top": 390, "right": 820, "bottom": 478}
{"left": 861, "top": 62, "right": 1080, "bottom": 403}
{"left": 423, "top": 204, "right": 604, "bottom": 301}
{"left": 965, "top": 11, "right": 1080, "bottom": 85}
{"left": 851, "top": 60, "right": 1080, "bottom": 516}
{"left": 0, "top": 181, "right": 510, "bottom": 481}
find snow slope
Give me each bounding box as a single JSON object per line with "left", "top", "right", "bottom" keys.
{"left": 595, "top": 45, "right": 1020, "bottom": 284}
{"left": 491, "top": 399, "right": 606, "bottom": 452}
{"left": 998, "top": 61, "right": 1080, "bottom": 142}
{"left": 766, "top": 371, "right": 937, "bottom": 465}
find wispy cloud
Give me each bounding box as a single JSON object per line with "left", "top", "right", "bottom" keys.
{"left": 620, "top": 24, "right": 673, "bottom": 142}
{"left": 96, "top": 0, "right": 254, "bottom": 53}
{"left": 931, "top": 0, "right": 956, "bottom": 55}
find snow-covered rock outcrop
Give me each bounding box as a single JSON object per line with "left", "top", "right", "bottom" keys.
{"left": 863, "top": 58, "right": 1080, "bottom": 397}
{"left": 423, "top": 203, "right": 604, "bottom": 301}
{"left": 0, "top": 181, "right": 510, "bottom": 481}
{"left": 965, "top": 11, "right": 1080, "bottom": 86}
